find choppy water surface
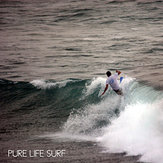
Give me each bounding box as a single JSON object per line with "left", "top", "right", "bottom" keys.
{"left": 0, "top": 0, "right": 162, "bottom": 87}
{"left": 0, "top": 0, "right": 163, "bottom": 163}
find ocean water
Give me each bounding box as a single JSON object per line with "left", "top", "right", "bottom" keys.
{"left": 0, "top": 0, "right": 163, "bottom": 163}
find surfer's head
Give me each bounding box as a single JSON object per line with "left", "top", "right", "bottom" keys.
{"left": 106, "top": 71, "right": 111, "bottom": 77}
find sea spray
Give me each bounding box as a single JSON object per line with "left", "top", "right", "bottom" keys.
{"left": 97, "top": 99, "right": 163, "bottom": 163}
{"left": 61, "top": 77, "right": 163, "bottom": 163}
{"left": 31, "top": 77, "right": 163, "bottom": 163}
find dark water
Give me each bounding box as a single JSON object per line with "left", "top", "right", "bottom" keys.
{"left": 0, "top": 0, "right": 163, "bottom": 163}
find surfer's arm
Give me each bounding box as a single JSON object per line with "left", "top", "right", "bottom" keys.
{"left": 101, "top": 84, "right": 108, "bottom": 96}
{"left": 116, "top": 70, "right": 121, "bottom": 75}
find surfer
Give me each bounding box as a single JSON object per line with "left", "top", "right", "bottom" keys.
{"left": 101, "top": 70, "right": 123, "bottom": 96}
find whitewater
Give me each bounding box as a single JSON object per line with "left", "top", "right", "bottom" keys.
{"left": 34, "top": 76, "right": 163, "bottom": 163}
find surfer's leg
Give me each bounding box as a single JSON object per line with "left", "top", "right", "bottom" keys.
{"left": 114, "top": 89, "right": 123, "bottom": 96}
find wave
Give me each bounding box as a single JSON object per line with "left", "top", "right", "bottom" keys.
{"left": 30, "top": 79, "right": 78, "bottom": 89}
{"left": 1, "top": 77, "right": 163, "bottom": 163}
{"left": 37, "top": 77, "right": 163, "bottom": 163}
{"left": 0, "top": 78, "right": 99, "bottom": 113}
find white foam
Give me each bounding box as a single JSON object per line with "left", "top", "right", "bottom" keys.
{"left": 63, "top": 95, "right": 121, "bottom": 136}
{"left": 97, "top": 99, "right": 163, "bottom": 163}
{"left": 30, "top": 79, "right": 73, "bottom": 89}
{"left": 30, "top": 79, "right": 56, "bottom": 89}
{"left": 84, "top": 77, "right": 106, "bottom": 96}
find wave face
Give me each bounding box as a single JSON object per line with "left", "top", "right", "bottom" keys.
{"left": 61, "top": 76, "right": 163, "bottom": 163}
{"left": 0, "top": 77, "right": 163, "bottom": 163}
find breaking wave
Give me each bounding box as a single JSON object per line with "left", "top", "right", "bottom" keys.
{"left": 1, "top": 77, "right": 163, "bottom": 163}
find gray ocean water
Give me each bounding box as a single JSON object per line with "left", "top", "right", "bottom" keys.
{"left": 0, "top": 0, "right": 163, "bottom": 163}
{"left": 0, "top": 0, "right": 163, "bottom": 87}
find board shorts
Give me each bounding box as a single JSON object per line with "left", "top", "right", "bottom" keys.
{"left": 114, "top": 88, "right": 123, "bottom": 95}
